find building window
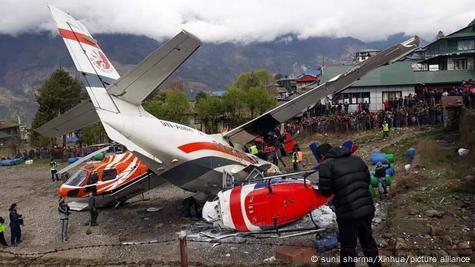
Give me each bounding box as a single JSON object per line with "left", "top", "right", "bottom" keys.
{"left": 453, "top": 58, "right": 467, "bottom": 70}
{"left": 338, "top": 92, "right": 370, "bottom": 104}
{"left": 382, "top": 91, "right": 402, "bottom": 102}
{"left": 457, "top": 40, "right": 475, "bottom": 51}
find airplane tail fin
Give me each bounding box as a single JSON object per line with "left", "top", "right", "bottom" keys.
{"left": 49, "top": 5, "right": 120, "bottom": 113}
{"left": 49, "top": 5, "right": 120, "bottom": 82}
{"left": 40, "top": 6, "right": 201, "bottom": 140}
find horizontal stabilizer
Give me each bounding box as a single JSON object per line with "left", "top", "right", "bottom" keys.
{"left": 107, "top": 31, "right": 201, "bottom": 105}
{"left": 224, "top": 36, "right": 420, "bottom": 145}
{"left": 35, "top": 100, "right": 99, "bottom": 137}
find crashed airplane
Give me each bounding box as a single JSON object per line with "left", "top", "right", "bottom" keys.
{"left": 37, "top": 6, "right": 419, "bottom": 232}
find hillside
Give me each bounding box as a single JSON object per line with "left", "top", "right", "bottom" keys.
{"left": 0, "top": 32, "right": 412, "bottom": 121}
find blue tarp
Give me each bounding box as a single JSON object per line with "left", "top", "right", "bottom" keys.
{"left": 0, "top": 158, "right": 24, "bottom": 166}
{"left": 370, "top": 152, "right": 389, "bottom": 165}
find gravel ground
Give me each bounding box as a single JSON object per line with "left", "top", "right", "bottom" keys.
{"left": 0, "top": 127, "right": 434, "bottom": 266}
{"left": 0, "top": 164, "right": 317, "bottom": 266}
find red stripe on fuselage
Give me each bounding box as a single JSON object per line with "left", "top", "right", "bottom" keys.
{"left": 230, "top": 186, "right": 248, "bottom": 232}
{"left": 178, "top": 142, "right": 256, "bottom": 164}
{"left": 58, "top": 28, "right": 98, "bottom": 48}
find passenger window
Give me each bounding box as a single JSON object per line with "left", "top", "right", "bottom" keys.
{"left": 102, "top": 169, "right": 117, "bottom": 181}
{"left": 88, "top": 172, "right": 98, "bottom": 185}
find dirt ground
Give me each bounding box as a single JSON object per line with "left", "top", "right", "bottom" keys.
{"left": 0, "top": 163, "right": 312, "bottom": 266}
{"left": 0, "top": 126, "right": 473, "bottom": 266}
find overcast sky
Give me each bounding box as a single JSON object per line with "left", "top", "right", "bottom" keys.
{"left": 1, "top": 0, "right": 474, "bottom": 43}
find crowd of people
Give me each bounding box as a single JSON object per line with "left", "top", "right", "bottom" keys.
{"left": 1, "top": 144, "right": 107, "bottom": 162}
{"left": 285, "top": 81, "right": 475, "bottom": 137}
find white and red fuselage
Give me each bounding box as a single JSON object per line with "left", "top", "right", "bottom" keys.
{"left": 203, "top": 179, "right": 330, "bottom": 232}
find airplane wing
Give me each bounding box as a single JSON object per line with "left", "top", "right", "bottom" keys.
{"left": 224, "top": 36, "right": 420, "bottom": 145}
{"left": 35, "top": 100, "right": 99, "bottom": 137}
{"left": 57, "top": 146, "right": 109, "bottom": 175}
{"left": 107, "top": 31, "right": 201, "bottom": 105}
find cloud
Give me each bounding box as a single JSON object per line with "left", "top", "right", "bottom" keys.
{"left": 0, "top": 0, "right": 474, "bottom": 43}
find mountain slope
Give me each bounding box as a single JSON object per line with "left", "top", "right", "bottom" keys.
{"left": 0, "top": 32, "right": 412, "bottom": 120}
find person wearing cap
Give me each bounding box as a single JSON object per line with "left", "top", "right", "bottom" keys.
{"left": 317, "top": 143, "right": 380, "bottom": 267}
{"left": 374, "top": 162, "right": 387, "bottom": 199}
{"left": 58, "top": 198, "right": 70, "bottom": 241}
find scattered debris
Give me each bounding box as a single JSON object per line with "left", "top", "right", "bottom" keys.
{"left": 313, "top": 233, "right": 339, "bottom": 252}
{"left": 425, "top": 209, "right": 444, "bottom": 218}
{"left": 408, "top": 208, "right": 418, "bottom": 215}
{"left": 457, "top": 148, "right": 470, "bottom": 156}
{"left": 310, "top": 205, "right": 336, "bottom": 228}
{"left": 263, "top": 256, "right": 276, "bottom": 262}
{"left": 146, "top": 207, "right": 163, "bottom": 212}
{"left": 404, "top": 164, "right": 411, "bottom": 174}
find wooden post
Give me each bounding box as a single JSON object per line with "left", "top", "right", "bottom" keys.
{"left": 179, "top": 230, "right": 188, "bottom": 267}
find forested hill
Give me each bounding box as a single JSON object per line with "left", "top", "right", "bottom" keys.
{"left": 0, "top": 32, "right": 412, "bottom": 120}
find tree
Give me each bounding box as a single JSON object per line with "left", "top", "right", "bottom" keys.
{"left": 233, "top": 69, "right": 275, "bottom": 90}
{"left": 195, "top": 91, "right": 208, "bottom": 102}
{"left": 143, "top": 99, "right": 167, "bottom": 119}
{"left": 246, "top": 86, "right": 276, "bottom": 117}
{"left": 222, "top": 86, "right": 246, "bottom": 126}
{"left": 195, "top": 96, "right": 224, "bottom": 133}
{"left": 80, "top": 123, "right": 106, "bottom": 145}
{"left": 144, "top": 90, "right": 191, "bottom": 125}
{"left": 233, "top": 72, "right": 259, "bottom": 90}
{"left": 31, "top": 69, "right": 84, "bottom": 147}
{"left": 162, "top": 90, "right": 192, "bottom": 124}
{"left": 254, "top": 69, "right": 275, "bottom": 87}
{"left": 222, "top": 68, "right": 277, "bottom": 127}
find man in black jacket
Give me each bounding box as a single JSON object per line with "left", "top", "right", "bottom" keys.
{"left": 317, "top": 143, "right": 380, "bottom": 267}
{"left": 88, "top": 187, "right": 98, "bottom": 226}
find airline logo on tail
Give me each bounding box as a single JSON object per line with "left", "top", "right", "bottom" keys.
{"left": 90, "top": 50, "right": 112, "bottom": 73}
{"left": 50, "top": 5, "right": 120, "bottom": 81}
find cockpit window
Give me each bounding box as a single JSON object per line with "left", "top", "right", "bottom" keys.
{"left": 64, "top": 170, "right": 87, "bottom": 186}
{"left": 102, "top": 169, "right": 117, "bottom": 181}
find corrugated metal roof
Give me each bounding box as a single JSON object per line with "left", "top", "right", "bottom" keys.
{"left": 0, "top": 122, "right": 19, "bottom": 130}
{"left": 321, "top": 61, "right": 475, "bottom": 87}
{"left": 301, "top": 69, "right": 321, "bottom": 76}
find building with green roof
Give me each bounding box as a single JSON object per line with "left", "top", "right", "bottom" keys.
{"left": 319, "top": 20, "right": 475, "bottom": 112}
{"left": 420, "top": 20, "right": 475, "bottom": 71}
